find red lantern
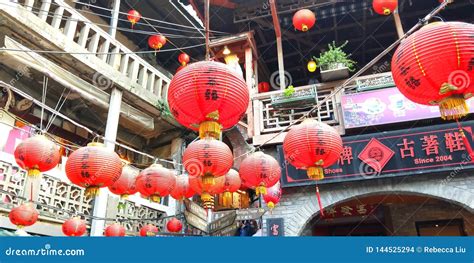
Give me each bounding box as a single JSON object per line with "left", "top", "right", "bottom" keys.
{"left": 104, "top": 223, "right": 125, "bottom": 237}
{"left": 108, "top": 165, "right": 139, "bottom": 199}
{"left": 167, "top": 218, "right": 182, "bottom": 233}
{"left": 65, "top": 142, "right": 123, "bottom": 197}
{"left": 239, "top": 152, "right": 281, "bottom": 195}
{"left": 139, "top": 224, "right": 158, "bottom": 237}
{"left": 263, "top": 182, "right": 281, "bottom": 210}
{"left": 62, "top": 217, "right": 87, "bottom": 237}
{"left": 283, "top": 119, "right": 343, "bottom": 180}
{"left": 14, "top": 135, "right": 60, "bottom": 178}
{"left": 221, "top": 169, "right": 241, "bottom": 206}
{"left": 292, "top": 9, "right": 316, "bottom": 32}
{"left": 392, "top": 22, "right": 474, "bottom": 120}
{"left": 167, "top": 61, "right": 249, "bottom": 139}
{"left": 148, "top": 35, "right": 167, "bottom": 50}
{"left": 170, "top": 174, "right": 195, "bottom": 201}
{"left": 9, "top": 203, "right": 38, "bottom": 228}
{"left": 136, "top": 164, "right": 176, "bottom": 203}
{"left": 178, "top": 53, "right": 190, "bottom": 66}
{"left": 127, "top": 9, "right": 141, "bottom": 28}
{"left": 176, "top": 65, "right": 186, "bottom": 73}
{"left": 258, "top": 82, "right": 271, "bottom": 93}
{"left": 372, "top": 0, "right": 398, "bottom": 15}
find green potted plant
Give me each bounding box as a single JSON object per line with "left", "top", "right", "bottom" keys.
{"left": 270, "top": 85, "right": 317, "bottom": 110}
{"left": 314, "top": 41, "right": 356, "bottom": 82}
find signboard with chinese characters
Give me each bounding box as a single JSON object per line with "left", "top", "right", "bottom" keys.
{"left": 322, "top": 204, "right": 377, "bottom": 219}
{"left": 279, "top": 121, "right": 474, "bottom": 187}
{"left": 266, "top": 218, "right": 284, "bottom": 237}
{"left": 341, "top": 87, "right": 474, "bottom": 128}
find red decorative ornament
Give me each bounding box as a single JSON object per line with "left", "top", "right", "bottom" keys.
{"left": 65, "top": 143, "right": 123, "bottom": 197}
{"left": 14, "top": 135, "right": 61, "bottom": 178}
{"left": 127, "top": 9, "right": 141, "bottom": 28}
{"left": 176, "top": 65, "right": 186, "bottom": 73}
{"left": 283, "top": 119, "right": 343, "bottom": 180}
{"left": 9, "top": 203, "right": 39, "bottom": 228}
{"left": 136, "top": 164, "right": 176, "bottom": 203}
{"left": 139, "top": 224, "right": 159, "bottom": 237}
{"left": 167, "top": 61, "right": 249, "bottom": 139}
{"left": 178, "top": 53, "right": 190, "bottom": 66}
{"left": 109, "top": 165, "right": 139, "bottom": 199}
{"left": 292, "top": 9, "right": 316, "bottom": 32}
{"left": 148, "top": 35, "right": 167, "bottom": 50}
{"left": 258, "top": 82, "right": 271, "bottom": 93}
{"left": 170, "top": 174, "right": 195, "bottom": 201}
{"left": 263, "top": 182, "right": 281, "bottom": 210}
{"left": 166, "top": 218, "right": 182, "bottom": 233}
{"left": 221, "top": 169, "right": 241, "bottom": 206}
{"left": 392, "top": 22, "right": 474, "bottom": 120}
{"left": 372, "top": 0, "right": 398, "bottom": 15}
{"left": 104, "top": 223, "right": 125, "bottom": 237}
{"left": 239, "top": 152, "right": 281, "bottom": 195}
{"left": 62, "top": 217, "right": 87, "bottom": 237}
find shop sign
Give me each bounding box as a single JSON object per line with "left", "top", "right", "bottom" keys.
{"left": 266, "top": 218, "right": 284, "bottom": 237}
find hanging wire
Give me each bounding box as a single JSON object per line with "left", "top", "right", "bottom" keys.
{"left": 40, "top": 76, "right": 48, "bottom": 132}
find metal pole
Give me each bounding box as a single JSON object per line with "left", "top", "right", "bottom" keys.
{"left": 393, "top": 9, "right": 404, "bottom": 39}
{"left": 276, "top": 37, "right": 286, "bottom": 90}
{"left": 90, "top": 87, "right": 123, "bottom": 236}
{"left": 204, "top": 0, "right": 210, "bottom": 60}
{"left": 109, "top": 0, "right": 120, "bottom": 38}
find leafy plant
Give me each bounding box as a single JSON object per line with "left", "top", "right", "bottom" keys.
{"left": 156, "top": 99, "right": 172, "bottom": 118}
{"left": 283, "top": 85, "right": 295, "bottom": 97}
{"left": 313, "top": 41, "right": 357, "bottom": 72}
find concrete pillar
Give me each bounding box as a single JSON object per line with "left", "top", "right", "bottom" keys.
{"left": 109, "top": 0, "right": 121, "bottom": 39}
{"left": 89, "top": 87, "right": 122, "bottom": 236}
{"left": 276, "top": 37, "right": 285, "bottom": 90}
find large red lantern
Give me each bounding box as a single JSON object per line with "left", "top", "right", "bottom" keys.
{"left": 148, "top": 35, "right": 167, "bottom": 51}
{"left": 127, "top": 9, "right": 141, "bottom": 28}
{"left": 258, "top": 82, "right": 271, "bottom": 93}
{"left": 221, "top": 169, "right": 241, "bottom": 205}
{"left": 283, "top": 119, "right": 342, "bottom": 180}
{"left": 292, "top": 9, "right": 316, "bottom": 32}
{"left": 62, "top": 217, "right": 87, "bottom": 237}
{"left": 65, "top": 143, "right": 123, "bottom": 197}
{"left": 170, "top": 174, "right": 195, "bottom": 201}
{"left": 14, "top": 135, "right": 60, "bottom": 178}
{"left": 392, "top": 22, "right": 474, "bottom": 120}
{"left": 108, "top": 165, "right": 139, "bottom": 199}
{"left": 178, "top": 53, "right": 190, "bottom": 66}
{"left": 167, "top": 61, "right": 249, "bottom": 139}
{"left": 167, "top": 218, "right": 182, "bottom": 233}
{"left": 263, "top": 182, "right": 281, "bottom": 210}
{"left": 136, "top": 164, "right": 176, "bottom": 203}
{"left": 239, "top": 152, "right": 281, "bottom": 195}
{"left": 9, "top": 203, "right": 38, "bottom": 228}
{"left": 372, "top": 0, "right": 398, "bottom": 15}
{"left": 139, "top": 224, "right": 158, "bottom": 237}
{"left": 104, "top": 223, "right": 125, "bottom": 237}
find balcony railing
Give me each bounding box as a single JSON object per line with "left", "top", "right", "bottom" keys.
{"left": 1, "top": 0, "right": 171, "bottom": 104}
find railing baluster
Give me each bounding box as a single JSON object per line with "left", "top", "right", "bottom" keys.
{"left": 77, "top": 24, "right": 90, "bottom": 48}
{"left": 64, "top": 13, "right": 78, "bottom": 40}
{"left": 147, "top": 74, "right": 156, "bottom": 93}
{"left": 38, "top": 0, "right": 52, "bottom": 21}
{"left": 119, "top": 54, "right": 130, "bottom": 75}
{"left": 138, "top": 68, "right": 148, "bottom": 87}
{"left": 98, "top": 39, "right": 110, "bottom": 61}
{"left": 24, "top": 0, "right": 35, "bottom": 12}
{"left": 87, "top": 32, "right": 100, "bottom": 53}
{"left": 50, "top": 6, "right": 64, "bottom": 29}
{"left": 155, "top": 78, "right": 163, "bottom": 98}
{"left": 108, "top": 46, "right": 121, "bottom": 70}
{"left": 128, "top": 59, "right": 139, "bottom": 82}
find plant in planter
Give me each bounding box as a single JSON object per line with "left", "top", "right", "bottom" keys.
{"left": 314, "top": 41, "right": 356, "bottom": 82}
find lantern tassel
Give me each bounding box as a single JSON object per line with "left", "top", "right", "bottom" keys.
{"left": 199, "top": 121, "right": 221, "bottom": 139}
{"left": 307, "top": 166, "right": 324, "bottom": 180}
{"left": 201, "top": 192, "right": 214, "bottom": 209}
{"left": 316, "top": 185, "right": 325, "bottom": 217}
{"left": 150, "top": 195, "right": 161, "bottom": 203}
{"left": 223, "top": 191, "right": 232, "bottom": 206}
{"left": 202, "top": 174, "right": 215, "bottom": 190}
{"left": 255, "top": 186, "right": 267, "bottom": 196}
{"left": 85, "top": 187, "right": 100, "bottom": 197}
{"left": 438, "top": 95, "right": 468, "bottom": 120}
{"left": 27, "top": 168, "right": 41, "bottom": 178}
{"left": 267, "top": 201, "right": 275, "bottom": 212}
{"left": 456, "top": 120, "right": 474, "bottom": 163}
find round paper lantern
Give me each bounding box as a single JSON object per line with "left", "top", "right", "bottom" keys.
{"left": 293, "top": 9, "right": 316, "bottom": 32}
{"left": 283, "top": 119, "right": 343, "bottom": 180}
{"left": 127, "top": 9, "right": 141, "bottom": 28}
{"left": 258, "top": 82, "right": 271, "bottom": 93}
{"left": 139, "top": 224, "right": 158, "bottom": 237}
{"left": 104, "top": 223, "right": 125, "bottom": 237}
{"left": 307, "top": 60, "right": 317, "bottom": 72}
{"left": 221, "top": 169, "right": 241, "bottom": 206}
{"left": 170, "top": 174, "right": 195, "bottom": 201}
{"left": 62, "top": 217, "right": 87, "bottom": 237}
{"left": 109, "top": 165, "right": 139, "bottom": 199}
{"left": 9, "top": 203, "right": 38, "bottom": 228}
{"left": 167, "top": 61, "right": 249, "bottom": 139}
{"left": 372, "top": 0, "right": 398, "bottom": 15}
{"left": 148, "top": 35, "right": 167, "bottom": 50}
{"left": 178, "top": 53, "right": 190, "bottom": 66}
{"left": 176, "top": 65, "right": 186, "bottom": 73}
{"left": 135, "top": 164, "right": 176, "bottom": 203}
{"left": 263, "top": 182, "right": 281, "bottom": 210}
{"left": 167, "top": 218, "right": 182, "bottom": 233}
{"left": 239, "top": 152, "right": 281, "bottom": 195}
{"left": 14, "top": 135, "right": 60, "bottom": 178}
{"left": 183, "top": 137, "right": 233, "bottom": 190}
{"left": 65, "top": 142, "right": 122, "bottom": 197}
{"left": 392, "top": 22, "right": 474, "bottom": 120}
